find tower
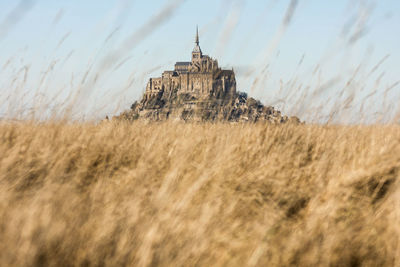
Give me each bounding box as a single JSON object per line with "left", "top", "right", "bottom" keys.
{"left": 192, "top": 26, "right": 202, "bottom": 64}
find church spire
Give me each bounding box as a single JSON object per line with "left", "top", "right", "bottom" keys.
{"left": 192, "top": 25, "right": 202, "bottom": 58}
{"left": 195, "top": 25, "right": 199, "bottom": 46}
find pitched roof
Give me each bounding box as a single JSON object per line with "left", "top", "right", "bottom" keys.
{"left": 175, "top": 62, "right": 190, "bottom": 66}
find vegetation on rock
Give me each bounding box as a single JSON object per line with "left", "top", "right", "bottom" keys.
{"left": 118, "top": 90, "right": 299, "bottom": 123}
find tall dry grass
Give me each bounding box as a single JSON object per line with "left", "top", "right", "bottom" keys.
{"left": 1, "top": 121, "right": 399, "bottom": 266}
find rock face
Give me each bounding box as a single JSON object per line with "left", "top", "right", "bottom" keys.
{"left": 116, "top": 28, "right": 299, "bottom": 123}
{"left": 117, "top": 91, "right": 299, "bottom": 123}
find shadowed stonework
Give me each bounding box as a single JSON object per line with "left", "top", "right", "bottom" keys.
{"left": 117, "top": 27, "right": 299, "bottom": 123}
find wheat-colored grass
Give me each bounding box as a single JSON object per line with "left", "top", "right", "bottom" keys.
{"left": 0, "top": 121, "right": 399, "bottom": 266}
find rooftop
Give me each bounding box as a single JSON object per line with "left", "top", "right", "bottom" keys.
{"left": 175, "top": 62, "right": 191, "bottom": 66}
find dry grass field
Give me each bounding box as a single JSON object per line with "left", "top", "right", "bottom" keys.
{"left": 1, "top": 121, "right": 399, "bottom": 266}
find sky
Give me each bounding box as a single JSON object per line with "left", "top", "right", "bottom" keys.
{"left": 0, "top": 0, "right": 399, "bottom": 123}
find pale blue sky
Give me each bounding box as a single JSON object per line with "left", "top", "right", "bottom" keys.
{"left": 0, "top": 0, "right": 399, "bottom": 122}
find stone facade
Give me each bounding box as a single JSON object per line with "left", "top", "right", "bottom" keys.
{"left": 144, "top": 27, "right": 236, "bottom": 99}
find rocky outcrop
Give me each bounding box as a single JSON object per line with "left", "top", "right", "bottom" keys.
{"left": 115, "top": 88, "right": 300, "bottom": 123}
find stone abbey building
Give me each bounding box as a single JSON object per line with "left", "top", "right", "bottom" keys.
{"left": 145, "top": 27, "right": 236, "bottom": 99}
{"left": 116, "top": 27, "right": 299, "bottom": 123}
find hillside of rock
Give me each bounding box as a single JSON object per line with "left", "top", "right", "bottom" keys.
{"left": 116, "top": 89, "right": 300, "bottom": 123}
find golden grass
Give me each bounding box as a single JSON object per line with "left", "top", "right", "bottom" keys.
{"left": 1, "top": 121, "right": 400, "bottom": 266}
